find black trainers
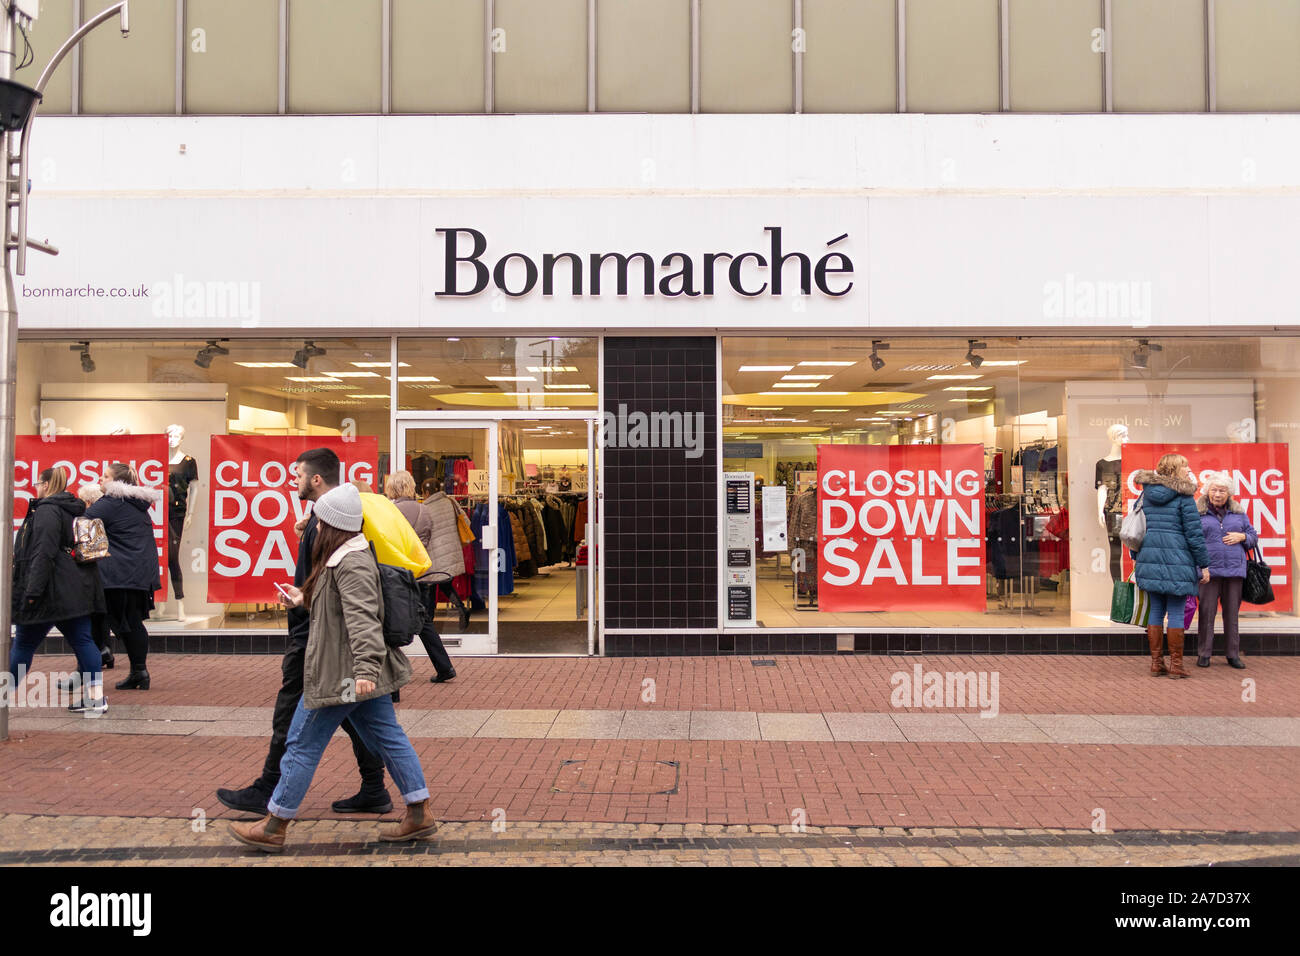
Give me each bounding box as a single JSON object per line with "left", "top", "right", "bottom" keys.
{"left": 216, "top": 782, "right": 274, "bottom": 815}
{"left": 68, "top": 693, "right": 108, "bottom": 718}
{"left": 331, "top": 790, "right": 394, "bottom": 814}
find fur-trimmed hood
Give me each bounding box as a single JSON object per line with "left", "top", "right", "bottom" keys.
{"left": 100, "top": 480, "right": 164, "bottom": 512}
{"left": 1197, "top": 494, "right": 1246, "bottom": 515}
{"left": 1133, "top": 469, "right": 1198, "bottom": 498}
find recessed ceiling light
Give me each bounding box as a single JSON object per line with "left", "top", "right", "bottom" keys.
{"left": 746, "top": 406, "right": 784, "bottom": 410}
{"left": 780, "top": 374, "right": 833, "bottom": 381}
{"left": 964, "top": 360, "right": 1025, "bottom": 367}
{"left": 740, "top": 365, "right": 795, "bottom": 372}
{"left": 543, "top": 384, "right": 591, "bottom": 389}
{"left": 764, "top": 418, "right": 797, "bottom": 422}
{"left": 901, "top": 363, "right": 956, "bottom": 372}
{"left": 798, "top": 361, "right": 856, "bottom": 367}
{"left": 326, "top": 371, "right": 381, "bottom": 378}
{"left": 732, "top": 419, "right": 763, "bottom": 423}
{"left": 351, "top": 362, "right": 410, "bottom": 368}
{"left": 771, "top": 383, "right": 820, "bottom": 388}
{"left": 527, "top": 366, "right": 579, "bottom": 373}
{"left": 814, "top": 409, "right": 849, "bottom": 413}
{"left": 927, "top": 374, "right": 983, "bottom": 380}
{"left": 390, "top": 376, "right": 440, "bottom": 382}
{"left": 943, "top": 386, "right": 994, "bottom": 391}
{"left": 236, "top": 362, "right": 296, "bottom": 368}
{"left": 487, "top": 376, "right": 536, "bottom": 382}
{"left": 346, "top": 394, "right": 390, "bottom": 399}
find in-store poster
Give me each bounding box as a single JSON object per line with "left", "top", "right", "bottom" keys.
{"left": 13, "top": 435, "right": 169, "bottom": 602}
{"left": 1121, "top": 443, "right": 1292, "bottom": 612}
{"left": 817, "top": 444, "right": 986, "bottom": 612}
{"left": 208, "top": 436, "right": 378, "bottom": 602}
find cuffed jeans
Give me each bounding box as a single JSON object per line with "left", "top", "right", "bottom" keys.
{"left": 268, "top": 694, "right": 429, "bottom": 819}
{"left": 258, "top": 641, "right": 384, "bottom": 793}
{"left": 10, "top": 616, "right": 102, "bottom": 688}
{"left": 1198, "top": 576, "right": 1244, "bottom": 660}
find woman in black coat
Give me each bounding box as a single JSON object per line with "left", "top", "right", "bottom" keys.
{"left": 86, "top": 463, "right": 163, "bottom": 690}
{"left": 10, "top": 467, "right": 108, "bottom": 715}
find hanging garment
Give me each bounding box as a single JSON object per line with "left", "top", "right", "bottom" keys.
{"left": 471, "top": 501, "right": 515, "bottom": 597}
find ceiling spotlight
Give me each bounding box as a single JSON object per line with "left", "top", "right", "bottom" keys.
{"left": 71, "top": 341, "right": 94, "bottom": 373}
{"left": 1130, "top": 338, "right": 1163, "bottom": 369}
{"left": 965, "top": 339, "right": 987, "bottom": 369}
{"left": 194, "top": 339, "right": 229, "bottom": 369}
{"left": 291, "top": 340, "right": 326, "bottom": 370}
{"left": 869, "top": 339, "right": 889, "bottom": 372}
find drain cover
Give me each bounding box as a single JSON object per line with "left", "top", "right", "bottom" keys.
{"left": 751, "top": 659, "right": 777, "bottom": 667}
{"left": 552, "top": 759, "right": 679, "bottom": 795}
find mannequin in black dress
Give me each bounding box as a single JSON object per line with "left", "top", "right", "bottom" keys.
{"left": 1095, "top": 424, "right": 1128, "bottom": 579}
{"left": 166, "top": 424, "right": 199, "bottom": 619}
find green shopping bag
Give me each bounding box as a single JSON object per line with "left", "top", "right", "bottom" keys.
{"left": 1109, "top": 576, "right": 1150, "bottom": 626}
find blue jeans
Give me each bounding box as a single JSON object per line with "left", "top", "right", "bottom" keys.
{"left": 10, "top": 617, "right": 102, "bottom": 688}
{"left": 268, "top": 694, "right": 429, "bottom": 819}
{"left": 1146, "top": 591, "right": 1186, "bottom": 629}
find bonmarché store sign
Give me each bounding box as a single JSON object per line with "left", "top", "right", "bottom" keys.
{"left": 434, "top": 226, "right": 854, "bottom": 298}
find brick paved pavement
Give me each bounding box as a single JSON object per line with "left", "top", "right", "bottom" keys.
{"left": 1, "top": 654, "right": 1297, "bottom": 857}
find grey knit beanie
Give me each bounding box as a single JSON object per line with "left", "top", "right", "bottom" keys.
{"left": 313, "top": 483, "right": 363, "bottom": 532}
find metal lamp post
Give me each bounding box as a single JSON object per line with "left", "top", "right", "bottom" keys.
{"left": 0, "top": 2, "right": 130, "bottom": 742}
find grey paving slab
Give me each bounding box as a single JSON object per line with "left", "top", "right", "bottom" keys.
{"left": 190, "top": 720, "right": 272, "bottom": 737}
{"left": 758, "top": 713, "right": 834, "bottom": 741}
{"left": 102, "top": 705, "right": 243, "bottom": 721}
{"left": 68, "top": 718, "right": 200, "bottom": 736}
{"left": 6, "top": 715, "right": 83, "bottom": 732}
{"left": 1025, "top": 714, "right": 1125, "bottom": 744}
{"left": 547, "top": 710, "right": 625, "bottom": 739}
{"left": 475, "top": 709, "right": 559, "bottom": 739}
{"left": 824, "top": 713, "right": 907, "bottom": 742}
{"left": 689, "top": 711, "right": 761, "bottom": 741}
{"left": 618, "top": 710, "right": 691, "bottom": 740}
{"left": 891, "top": 713, "right": 980, "bottom": 742}
{"left": 1091, "top": 715, "right": 1200, "bottom": 745}
{"left": 405, "top": 709, "right": 494, "bottom": 738}
{"left": 957, "top": 713, "right": 1053, "bottom": 743}
{"left": 1179, "top": 717, "right": 1277, "bottom": 746}
{"left": 1229, "top": 717, "right": 1300, "bottom": 747}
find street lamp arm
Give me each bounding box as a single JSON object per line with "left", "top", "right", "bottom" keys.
{"left": 15, "top": 1, "right": 129, "bottom": 276}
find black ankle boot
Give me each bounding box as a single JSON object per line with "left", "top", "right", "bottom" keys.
{"left": 115, "top": 669, "right": 150, "bottom": 690}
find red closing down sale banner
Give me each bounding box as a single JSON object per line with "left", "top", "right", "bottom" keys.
{"left": 817, "top": 444, "right": 986, "bottom": 612}
{"left": 207, "top": 435, "right": 377, "bottom": 603}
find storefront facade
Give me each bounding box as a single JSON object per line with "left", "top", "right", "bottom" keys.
{"left": 15, "top": 113, "right": 1300, "bottom": 655}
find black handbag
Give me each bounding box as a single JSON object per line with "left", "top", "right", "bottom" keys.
{"left": 1243, "top": 547, "right": 1275, "bottom": 605}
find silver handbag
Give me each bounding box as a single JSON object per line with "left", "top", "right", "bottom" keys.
{"left": 1119, "top": 495, "right": 1146, "bottom": 552}
{"left": 70, "top": 516, "right": 111, "bottom": 563}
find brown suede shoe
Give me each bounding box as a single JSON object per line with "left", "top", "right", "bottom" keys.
{"left": 228, "top": 813, "right": 291, "bottom": 853}
{"left": 379, "top": 800, "right": 438, "bottom": 842}
{"left": 1146, "top": 625, "right": 1167, "bottom": 676}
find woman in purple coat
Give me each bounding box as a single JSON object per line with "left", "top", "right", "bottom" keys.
{"left": 1196, "top": 472, "right": 1258, "bottom": 669}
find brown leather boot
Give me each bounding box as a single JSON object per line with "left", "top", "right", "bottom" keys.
{"left": 228, "top": 813, "right": 291, "bottom": 853}
{"left": 379, "top": 800, "right": 438, "bottom": 842}
{"left": 1146, "top": 625, "right": 1167, "bottom": 676}
{"left": 1167, "top": 628, "right": 1190, "bottom": 679}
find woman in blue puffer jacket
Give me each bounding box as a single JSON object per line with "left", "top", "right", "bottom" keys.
{"left": 1195, "top": 471, "right": 1258, "bottom": 670}
{"left": 1131, "top": 454, "right": 1210, "bottom": 678}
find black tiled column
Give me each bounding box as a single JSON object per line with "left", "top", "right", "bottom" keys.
{"left": 603, "top": 337, "right": 718, "bottom": 629}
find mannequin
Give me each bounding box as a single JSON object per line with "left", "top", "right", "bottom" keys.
{"left": 1096, "top": 423, "right": 1128, "bottom": 579}
{"left": 165, "top": 424, "right": 199, "bottom": 618}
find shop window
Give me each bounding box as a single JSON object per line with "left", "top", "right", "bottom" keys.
{"left": 396, "top": 336, "right": 599, "bottom": 415}
{"left": 287, "top": 0, "right": 382, "bottom": 113}
{"left": 1007, "top": 0, "right": 1103, "bottom": 112}
{"left": 392, "top": 0, "right": 486, "bottom": 114}
{"left": 14, "top": 337, "right": 390, "bottom": 631}
{"left": 1112, "top": 0, "right": 1206, "bottom": 112}
{"left": 184, "top": 0, "right": 280, "bottom": 114}
{"left": 15, "top": 0, "right": 75, "bottom": 115}
{"left": 904, "top": 0, "right": 1000, "bottom": 112}
{"left": 802, "top": 0, "right": 896, "bottom": 114}
{"left": 81, "top": 0, "right": 176, "bottom": 114}
{"left": 1213, "top": 0, "right": 1300, "bottom": 111}
{"left": 596, "top": 0, "right": 690, "bottom": 113}
{"left": 700, "top": 0, "right": 793, "bottom": 113}
{"left": 492, "top": 0, "right": 588, "bottom": 113}
{"left": 722, "top": 336, "right": 1300, "bottom": 633}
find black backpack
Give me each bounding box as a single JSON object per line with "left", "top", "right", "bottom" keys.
{"left": 368, "top": 543, "right": 427, "bottom": 647}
